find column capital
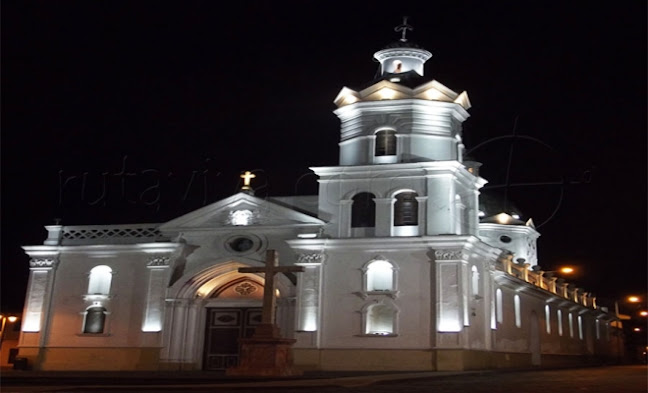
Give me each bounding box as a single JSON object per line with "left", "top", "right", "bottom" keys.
{"left": 296, "top": 253, "right": 326, "bottom": 265}
{"left": 147, "top": 255, "right": 171, "bottom": 267}
{"left": 29, "top": 256, "right": 58, "bottom": 269}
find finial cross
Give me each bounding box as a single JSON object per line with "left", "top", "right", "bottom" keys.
{"left": 240, "top": 171, "right": 256, "bottom": 187}
{"left": 395, "top": 16, "right": 413, "bottom": 42}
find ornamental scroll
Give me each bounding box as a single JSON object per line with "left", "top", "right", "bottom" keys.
{"left": 29, "top": 257, "right": 58, "bottom": 268}
{"left": 434, "top": 249, "right": 465, "bottom": 261}
{"left": 147, "top": 256, "right": 170, "bottom": 267}
{"left": 297, "top": 253, "right": 326, "bottom": 265}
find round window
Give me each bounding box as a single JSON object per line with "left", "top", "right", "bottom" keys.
{"left": 499, "top": 235, "right": 512, "bottom": 243}
{"left": 228, "top": 237, "right": 254, "bottom": 252}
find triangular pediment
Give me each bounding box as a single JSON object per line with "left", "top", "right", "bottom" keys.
{"left": 159, "top": 192, "right": 325, "bottom": 231}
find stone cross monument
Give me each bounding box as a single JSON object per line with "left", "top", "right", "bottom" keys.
{"left": 226, "top": 250, "right": 304, "bottom": 376}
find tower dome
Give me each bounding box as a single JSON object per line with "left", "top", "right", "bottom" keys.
{"left": 374, "top": 43, "right": 432, "bottom": 77}
{"left": 331, "top": 18, "right": 471, "bottom": 166}
{"left": 373, "top": 17, "right": 432, "bottom": 77}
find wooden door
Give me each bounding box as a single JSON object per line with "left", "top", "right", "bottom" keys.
{"left": 203, "top": 307, "right": 262, "bottom": 370}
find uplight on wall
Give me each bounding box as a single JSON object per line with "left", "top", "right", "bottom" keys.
{"left": 495, "top": 213, "right": 512, "bottom": 224}
{"left": 378, "top": 88, "right": 397, "bottom": 100}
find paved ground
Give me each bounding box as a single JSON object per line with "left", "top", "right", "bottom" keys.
{"left": 1, "top": 365, "right": 646, "bottom": 392}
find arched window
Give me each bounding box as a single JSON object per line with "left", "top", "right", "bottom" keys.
{"left": 568, "top": 313, "right": 574, "bottom": 338}
{"left": 394, "top": 192, "right": 418, "bottom": 226}
{"left": 514, "top": 294, "right": 521, "bottom": 328}
{"left": 545, "top": 305, "right": 551, "bottom": 334}
{"left": 83, "top": 306, "right": 107, "bottom": 334}
{"left": 557, "top": 309, "right": 564, "bottom": 336}
{"left": 375, "top": 130, "right": 396, "bottom": 157}
{"left": 87, "top": 265, "right": 112, "bottom": 295}
{"left": 471, "top": 266, "right": 479, "bottom": 296}
{"left": 578, "top": 315, "right": 584, "bottom": 340}
{"left": 366, "top": 260, "right": 394, "bottom": 291}
{"left": 392, "top": 60, "right": 403, "bottom": 73}
{"left": 496, "top": 288, "right": 503, "bottom": 323}
{"left": 365, "top": 303, "right": 396, "bottom": 335}
{"left": 351, "top": 192, "right": 376, "bottom": 228}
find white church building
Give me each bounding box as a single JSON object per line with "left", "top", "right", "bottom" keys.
{"left": 17, "top": 33, "right": 622, "bottom": 372}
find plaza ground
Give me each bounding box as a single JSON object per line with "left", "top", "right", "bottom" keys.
{"left": 1, "top": 364, "right": 646, "bottom": 392}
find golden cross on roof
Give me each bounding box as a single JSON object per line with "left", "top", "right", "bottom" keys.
{"left": 395, "top": 16, "right": 413, "bottom": 42}
{"left": 240, "top": 171, "right": 256, "bottom": 191}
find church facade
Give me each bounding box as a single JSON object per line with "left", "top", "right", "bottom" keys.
{"left": 17, "top": 35, "right": 622, "bottom": 372}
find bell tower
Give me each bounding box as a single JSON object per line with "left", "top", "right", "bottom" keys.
{"left": 313, "top": 21, "right": 484, "bottom": 239}
{"left": 332, "top": 21, "right": 471, "bottom": 167}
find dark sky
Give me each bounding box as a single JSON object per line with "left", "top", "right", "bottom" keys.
{"left": 2, "top": 2, "right": 646, "bottom": 312}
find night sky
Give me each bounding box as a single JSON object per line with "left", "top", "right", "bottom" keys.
{"left": 2, "top": 2, "right": 646, "bottom": 313}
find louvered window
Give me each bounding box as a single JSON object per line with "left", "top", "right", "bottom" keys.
{"left": 375, "top": 130, "right": 396, "bottom": 156}
{"left": 394, "top": 192, "right": 418, "bottom": 226}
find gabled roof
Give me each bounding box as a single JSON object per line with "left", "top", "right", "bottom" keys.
{"left": 159, "top": 192, "right": 325, "bottom": 232}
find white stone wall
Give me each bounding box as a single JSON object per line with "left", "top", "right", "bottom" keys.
{"left": 490, "top": 274, "right": 616, "bottom": 358}
{"left": 41, "top": 250, "right": 167, "bottom": 348}
{"left": 336, "top": 101, "right": 467, "bottom": 166}
{"left": 314, "top": 162, "right": 482, "bottom": 239}
{"left": 317, "top": 245, "right": 433, "bottom": 349}
{"left": 479, "top": 224, "right": 540, "bottom": 267}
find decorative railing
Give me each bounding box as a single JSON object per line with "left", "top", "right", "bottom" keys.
{"left": 59, "top": 224, "right": 167, "bottom": 245}
{"left": 498, "top": 255, "right": 597, "bottom": 309}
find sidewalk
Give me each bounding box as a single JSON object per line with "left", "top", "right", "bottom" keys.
{"left": 1, "top": 367, "right": 491, "bottom": 388}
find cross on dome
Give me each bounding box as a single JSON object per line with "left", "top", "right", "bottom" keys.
{"left": 394, "top": 16, "right": 413, "bottom": 42}
{"left": 372, "top": 17, "right": 431, "bottom": 78}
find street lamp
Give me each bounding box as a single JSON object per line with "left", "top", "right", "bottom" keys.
{"left": 543, "top": 266, "right": 576, "bottom": 276}
{"left": 0, "top": 314, "right": 19, "bottom": 344}
{"left": 628, "top": 296, "right": 641, "bottom": 303}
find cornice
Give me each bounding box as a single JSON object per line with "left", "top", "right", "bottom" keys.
{"left": 24, "top": 242, "right": 179, "bottom": 255}
{"left": 288, "top": 235, "right": 476, "bottom": 251}
{"left": 335, "top": 99, "right": 469, "bottom": 121}
{"left": 312, "top": 161, "right": 486, "bottom": 189}
{"left": 479, "top": 223, "right": 540, "bottom": 237}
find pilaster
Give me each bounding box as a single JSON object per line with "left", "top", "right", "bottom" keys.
{"left": 142, "top": 255, "right": 171, "bottom": 332}
{"left": 374, "top": 198, "right": 395, "bottom": 237}
{"left": 295, "top": 253, "right": 324, "bottom": 336}
{"left": 338, "top": 200, "right": 353, "bottom": 238}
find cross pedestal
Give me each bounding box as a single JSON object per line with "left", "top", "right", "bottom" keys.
{"left": 226, "top": 250, "right": 304, "bottom": 377}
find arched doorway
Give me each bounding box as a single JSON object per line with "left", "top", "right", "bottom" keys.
{"left": 529, "top": 311, "right": 541, "bottom": 366}
{"left": 161, "top": 259, "right": 296, "bottom": 371}
{"left": 203, "top": 278, "right": 264, "bottom": 370}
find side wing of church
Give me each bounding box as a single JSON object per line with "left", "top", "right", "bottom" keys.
{"left": 17, "top": 31, "right": 623, "bottom": 372}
